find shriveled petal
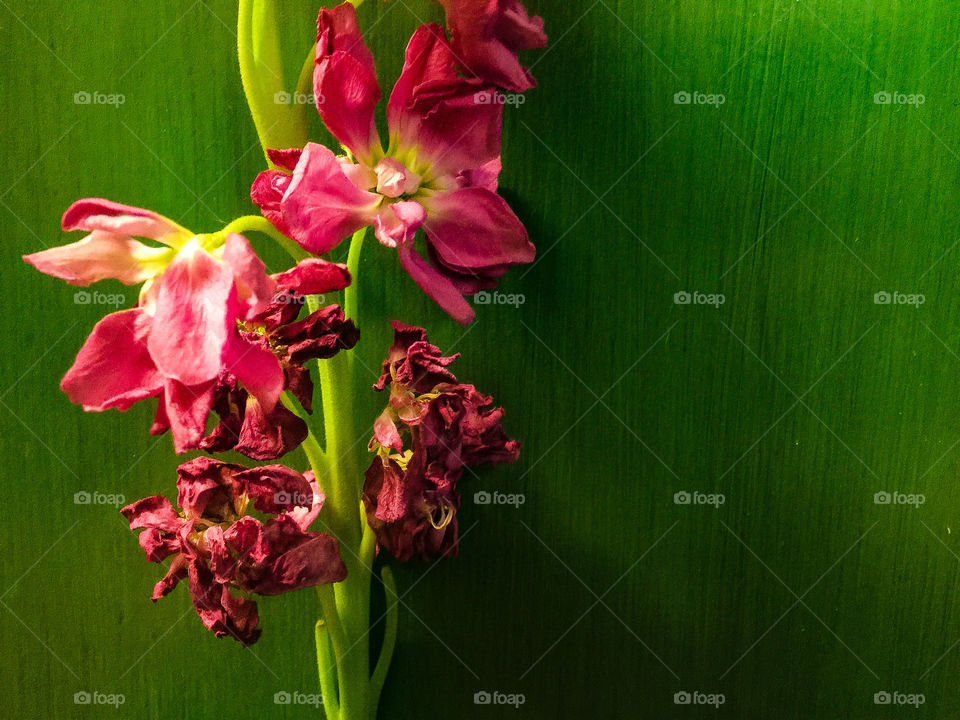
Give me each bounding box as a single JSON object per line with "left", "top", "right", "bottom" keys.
{"left": 187, "top": 560, "right": 261, "bottom": 645}
{"left": 148, "top": 238, "right": 235, "bottom": 387}
{"left": 314, "top": 3, "right": 382, "bottom": 163}
{"left": 234, "top": 464, "right": 313, "bottom": 515}
{"left": 247, "top": 515, "right": 347, "bottom": 595}
{"left": 281, "top": 143, "right": 381, "bottom": 254}
{"left": 152, "top": 554, "right": 189, "bottom": 600}
{"left": 61, "top": 308, "right": 164, "bottom": 411}
{"left": 373, "top": 408, "right": 403, "bottom": 451}
{"left": 421, "top": 187, "right": 534, "bottom": 272}
{"left": 439, "top": 0, "right": 547, "bottom": 92}
{"left": 397, "top": 243, "right": 475, "bottom": 325}
{"left": 23, "top": 231, "right": 174, "bottom": 286}
{"left": 272, "top": 258, "right": 352, "bottom": 295}
{"left": 176, "top": 456, "right": 241, "bottom": 518}
{"left": 234, "top": 397, "right": 308, "bottom": 461}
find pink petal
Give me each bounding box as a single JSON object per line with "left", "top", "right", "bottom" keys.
{"left": 61, "top": 308, "right": 164, "bottom": 411}
{"left": 373, "top": 201, "right": 426, "bottom": 249}
{"left": 272, "top": 258, "right": 352, "bottom": 295}
{"left": 388, "top": 25, "right": 501, "bottom": 177}
{"left": 61, "top": 198, "right": 187, "bottom": 246}
{"left": 222, "top": 233, "right": 275, "bottom": 320}
{"left": 23, "top": 231, "right": 173, "bottom": 286}
{"left": 397, "top": 243, "right": 475, "bottom": 325}
{"left": 314, "top": 3, "right": 382, "bottom": 163}
{"left": 281, "top": 143, "right": 380, "bottom": 254}
{"left": 147, "top": 239, "right": 235, "bottom": 387}
{"left": 222, "top": 337, "right": 284, "bottom": 415}
{"left": 421, "top": 187, "right": 534, "bottom": 272}
{"left": 163, "top": 379, "right": 215, "bottom": 454}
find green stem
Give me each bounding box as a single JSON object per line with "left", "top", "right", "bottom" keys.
{"left": 370, "top": 565, "right": 398, "bottom": 700}
{"left": 315, "top": 620, "right": 341, "bottom": 719}
{"left": 220, "top": 215, "right": 308, "bottom": 262}
{"left": 344, "top": 227, "right": 366, "bottom": 323}
{"left": 296, "top": 42, "right": 318, "bottom": 101}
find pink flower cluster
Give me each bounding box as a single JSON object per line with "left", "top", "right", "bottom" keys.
{"left": 23, "top": 0, "right": 542, "bottom": 645}
{"left": 253, "top": 1, "right": 544, "bottom": 324}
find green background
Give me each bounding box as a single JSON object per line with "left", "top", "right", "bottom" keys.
{"left": 3, "top": 0, "right": 960, "bottom": 716}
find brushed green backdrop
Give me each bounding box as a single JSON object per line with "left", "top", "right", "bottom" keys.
{"left": 3, "top": 0, "right": 960, "bottom": 717}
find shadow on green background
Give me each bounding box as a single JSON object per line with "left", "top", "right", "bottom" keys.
{"left": 3, "top": 0, "right": 960, "bottom": 717}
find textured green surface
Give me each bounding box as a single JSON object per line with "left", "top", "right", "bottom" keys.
{"left": 4, "top": 0, "right": 960, "bottom": 717}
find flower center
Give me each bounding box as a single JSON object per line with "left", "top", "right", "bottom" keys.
{"left": 374, "top": 157, "right": 422, "bottom": 198}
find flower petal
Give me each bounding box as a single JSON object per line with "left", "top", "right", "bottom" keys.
{"left": 388, "top": 25, "right": 502, "bottom": 177}
{"left": 314, "top": 2, "right": 382, "bottom": 163}
{"left": 397, "top": 243, "right": 475, "bottom": 325}
{"left": 23, "top": 232, "right": 174, "bottom": 286}
{"left": 62, "top": 198, "right": 189, "bottom": 246}
{"left": 61, "top": 308, "right": 164, "bottom": 411}
{"left": 281, "top": 143, "right": 381, "bottom": 254}
{"left": 421, "top": 187, "right": 534, "bottom": 272}
{"left": 272, "top": 258, "right": 352, "bottom": 295}
{"left": 147, "top": 239, "right": 234, "bottom": 387}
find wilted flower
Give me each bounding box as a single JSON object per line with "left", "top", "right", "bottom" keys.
{"left": 436, "top": 0, "right": 548, "bottom": 91}
{"left": 121, "top": 457, "right": 347, "bottom": 644}
{"left": 364, "top": 322, "right": 519, "bottom": 560}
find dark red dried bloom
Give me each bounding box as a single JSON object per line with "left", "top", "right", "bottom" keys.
{"left": 121, "top": 458, "right": 346, "bottom": 645}
{"left": 364, "top": 323, "right": 519, "bottom": 561}
{"left": 374, "top": 321, "right": 459, "bottom": 394}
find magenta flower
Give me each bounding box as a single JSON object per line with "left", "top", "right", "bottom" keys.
{"left": 364, "top": 323, "right": 519, "bottom": 560}
{"left": 23, "top": 200, "right": 356, "bottom": 455}
{"left": 121, "top": 457, "right": 347, "bottom": 645}
{"left": 437, "top": 0, "right": 548, "bottom": 91}
{"left": 252, "top": 2, "right": 535, "bottom": 325}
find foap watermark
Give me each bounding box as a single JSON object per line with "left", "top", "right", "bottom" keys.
{"left": 273, "top": 490, "right": 313, "bottom": 506}
{"left": 674, "top": 290, "right": 725, "bottom": 308}
{"left": 474, "top": 90, "right": 526, "bottom": 107}
{"left": 674, "top": 90, "right": 725, "bottom": 107}
{"left": 274, "top": 90, "right": 325, "bottom": 106}
{"left": 674, "top": 690, "right": 725, "bottom": 708}
{"left": 874, "top": 690, "right": 925, "bottom": 708}
{"left": 874, "top": 291, "right": 924, "bottom": 307}
{"left": 473, "top": 290, "right": 525, "bottom": 308}
{"left": 873, "top": 491, "right": 925, "bottom": 508}
{"left": 473, "top": 690, "right": 525, "bottom": 708}
{"left": 74, "top": 490, "right": 126, "bottom": 507}
{"left": 274, "top": 690, "right": 324, "bottom": 707}
{"left": 674, "top": 491, "right": 725, "bottom": 509}
{"left": 474, "top": 490, "right": 525, "bottom": 508}
{"left": 74, "top": 290, "right": 126, "bottom": 307}
{"left": 74, "top": 691, "right": 125, "bottom": 708}
{"left": 874, "top": 91, "right": 925, "bottom": 107}
{"left": 74, "top": 91, "right": 125, "bottom": 107}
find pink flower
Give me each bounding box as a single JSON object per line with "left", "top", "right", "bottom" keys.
{"left": 364, "top": 323, "right": 519, "bottom": 560}
{"left": 23, "top": 200, "right": 355, "bottom": 455}
{"left": 252, "top": 3, "right": 535, "bottom": 325}
{"left": 437, "top": 0, "right": 548, "bottom": 92}
{"left": 121, "top": 457, "right": 346, "bottom": 645}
